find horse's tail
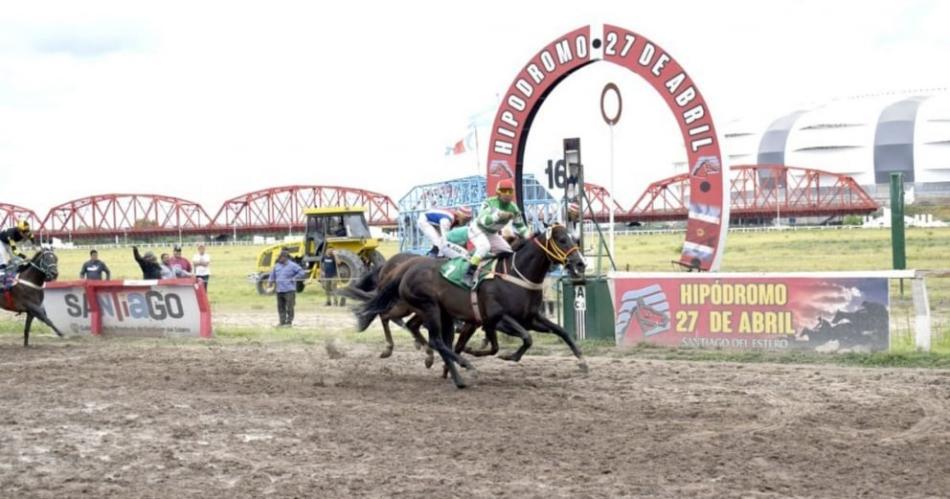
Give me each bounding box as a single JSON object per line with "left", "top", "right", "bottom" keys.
{"left": 334, "top": 286, "right": 376, "bottom": 303}
{"left": 335, "top": 264, "right": 383, "bottom": 302}
{"left": 355, "top": 277, "right": 403, "bottom": 332}
{"left": 355, "top": 264, "right": 382, "bottom": 292}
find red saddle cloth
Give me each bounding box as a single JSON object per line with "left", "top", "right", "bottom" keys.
{"left": 2, "top": 289, "right": 14, "bottom": 311}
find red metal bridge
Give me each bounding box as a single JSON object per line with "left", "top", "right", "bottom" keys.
{"left": 28, "top": 186, "right": 398, "bottom": 240}
{"left": 4, "top": 167, "right": 876, "bottom": 240}
{"left": 42, "top": 194, "right": 214, "bottom": 239}
{"left": 210, "top": 185, "right": 398, "bottom": 235}
{"left": 0, "top": 203, "right": 43, "bottom": 231}
{"left": 623, "top": 164, "right": 879, "bottom": 222}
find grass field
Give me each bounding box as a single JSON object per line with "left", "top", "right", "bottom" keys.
{"left": 2, "top": 226, "right": 949, "bottom": 360}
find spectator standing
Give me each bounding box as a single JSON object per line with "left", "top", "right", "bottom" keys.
{"left": 133, "top": 246, "right": 163, "bottom": 280}
{"left": 320, "top": 249, "right": 345, "bottom": 307}
{"left": 79, "top": 249, "right": 111, "bottom": 280}
{"left": 168, "top": 245, "right": 192, "bottom": 274}
{"left": 268, "top": 250, "right": 308, "bottom": 327}
{"left": 192, "top": 244, "right": 211, "bottom": 288}
{"left": 161, "top": 253, "right": 191, "bottom": 279}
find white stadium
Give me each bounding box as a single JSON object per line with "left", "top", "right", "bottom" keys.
{"left": 720, "top": 89, "right": 950, "bottom": 198}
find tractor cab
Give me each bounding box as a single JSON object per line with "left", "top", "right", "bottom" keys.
{"left": 303, "top": 208, "right": 373, "bottom": 264}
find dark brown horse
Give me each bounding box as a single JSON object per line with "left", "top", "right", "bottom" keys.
{"left": 336, "top": 252, "right": 433, "bottom": 363}
{"left": 356, "top": 225, "right": 586, "bottom": 388}
{"left": 0, "top": 248, "right": 63, "bottom": 346}
{"left": 339, "top": 252, "right": 518, "bottom": 370}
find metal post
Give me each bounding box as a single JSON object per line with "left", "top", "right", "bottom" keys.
{"left": 600, "top": 82, "right": 621, "bottom": 258}
{"left": 890, "top": 172, "right": 906, "bottom": 270}
{"left": 609, "top": 124, "right": 615, "bottom": 257}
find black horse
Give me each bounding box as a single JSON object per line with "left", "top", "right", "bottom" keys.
{"left": 0, "top": 248, "right": 63, "bottom": 346}
{"left": 356, "top": 224, "right": 587, "bottom": 388}
{"left": 336, "top": 252, "right": 432, "bottom": 362}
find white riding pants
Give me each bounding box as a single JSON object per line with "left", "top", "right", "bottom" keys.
{"left": 417, "top": 213, "right": 445, "bottom": 249}
{"left": 468, "top": 224, "right": 511, "bottom": 261}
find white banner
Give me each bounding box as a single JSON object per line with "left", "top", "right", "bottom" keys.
{"left": 44, "top": 279, "right": 212, "bottom": 338}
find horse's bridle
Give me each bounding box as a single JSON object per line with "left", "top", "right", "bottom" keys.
{"left": 30, "top": 251, "right": 58, "bottom": 281}
{"left": 496, "top": 226, "right": 581, "bottom": 291}
{"left": 532, "top": 225, "right": 578, "bottom": 265}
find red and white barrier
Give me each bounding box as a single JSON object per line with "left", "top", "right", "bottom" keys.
{"left": 44, "top": 279, "right": 212, "bottom": 338}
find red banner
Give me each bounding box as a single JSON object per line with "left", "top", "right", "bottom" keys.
{"left": 609, "top": 274, "right": 890, "bottom": 352}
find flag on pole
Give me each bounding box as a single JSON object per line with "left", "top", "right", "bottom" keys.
{"left": 444, "top": 100, "right": 499, "bottom": 161}
{"left": 445, "top": 127, "right": 477, "bottom": 156}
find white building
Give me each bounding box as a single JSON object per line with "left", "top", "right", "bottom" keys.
{"left": 721, "top": 89, "right": 950, "bottom": 197}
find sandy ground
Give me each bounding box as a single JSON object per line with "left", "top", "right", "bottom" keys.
{"left": 1, "top": 332, "right": 949, "bottom": 498}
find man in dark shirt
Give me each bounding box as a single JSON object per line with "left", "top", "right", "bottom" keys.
{"left": 320, "top": 248, "right": 344, "bottom": 306}
{"left": 132, "top": 246, "right": 163, "bottom": 280}
{"left": 79, "top": 249, "right": 111, "bottom": 280}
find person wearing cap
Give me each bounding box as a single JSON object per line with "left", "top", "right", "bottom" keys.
{"left": 192, "top": 244, "right": 211, "bottom": 288}
{"left": 168, "top": 245, "right": 192, "bottom": 274}
{"left": 417, "top": 206, "right": 472, "bottom": 258}
{"left": 160, "top": 253, "right": 192, "bottom": 279}
{"left": 465, "top": 179, "right": 529, "bottom": 281}
{"left": 0, "top": 219, "right": 37, "bottom": 270}
{"left": 268, "top": 249, "right": 308, "bottom": 327}
{"left": 79, "top": 249, "right": 111, "bottom": 280}
{"left": 320, "top": 248, "right": 343, "bottom": 307}
{"left": 132, "top": 246, "right": 163, "bottom": 280}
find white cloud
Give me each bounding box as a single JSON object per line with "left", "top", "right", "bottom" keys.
{"left": 0, "top": 0, "right": 947, "bottom": 220}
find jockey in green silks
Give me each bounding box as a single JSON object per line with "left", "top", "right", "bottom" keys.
{"left": 464, "top": 178, "right": 529, "bottom": 280}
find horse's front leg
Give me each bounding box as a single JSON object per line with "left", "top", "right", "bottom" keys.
{"left": 530, "top": 314, "right": 588, "bottom": 373}
{"left": 23, "top": 312, "right": 34, "bottom": 347}
{"left": 498, "top": 315, "right": 533, "bottom": 362}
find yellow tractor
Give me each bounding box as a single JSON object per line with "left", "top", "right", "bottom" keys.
{"left": 252, "top": 206, "right": 386, "bottom": 295}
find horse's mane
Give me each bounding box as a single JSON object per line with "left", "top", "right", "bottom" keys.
{"left": 30, "top": 247, "right": 52, "bottom": 258}
{"left": 510, "top": 236, "right": 530, "bottom": 252}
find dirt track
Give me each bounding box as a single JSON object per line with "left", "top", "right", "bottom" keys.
{"left": 1, "top": 336, "right": 949, "bottom": 498}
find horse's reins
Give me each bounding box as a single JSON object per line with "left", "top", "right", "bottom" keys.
{"left": 532, "top": 226, "right": 578, "bottom": 264}
{"left": 13, "top": 255, "right": 56, "bottom": 289}
{"left": 468, "top": 228, "right": 577, "bottom": 322}
{"left": 493, "top": 227, "right": 578, "bottom": 291}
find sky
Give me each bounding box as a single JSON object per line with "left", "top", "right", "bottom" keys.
{"left": 1, "top": 0, "right": 948, "bottom": 218}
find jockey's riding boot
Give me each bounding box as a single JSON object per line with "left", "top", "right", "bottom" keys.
{"left": 462, "top": 264, "right": 476, "bottom": 287}
{"left": 463, "top": 256, "right": 480, "bottom": 287}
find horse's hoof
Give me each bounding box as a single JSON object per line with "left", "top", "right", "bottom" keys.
{"left": 441, "top": 366, "right": 449, "bottom": 379}
{"left": 424, "top": 357, "right": 434, "bottom": 369}
{"left": 499, "top": 353, "right": 518, "bottom": 362}
{"left": 379, "top": 349, "right": 393, "bottom": 359}
{"left": 577, "top": 361, "right": 590, "bottom": 373}
{"left": 453, "top": 378, "right": 469, "bottom": 389}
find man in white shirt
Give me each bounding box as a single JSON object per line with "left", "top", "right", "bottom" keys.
{"left": 192, "top": 244, "right": 211, "bottom": 288}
